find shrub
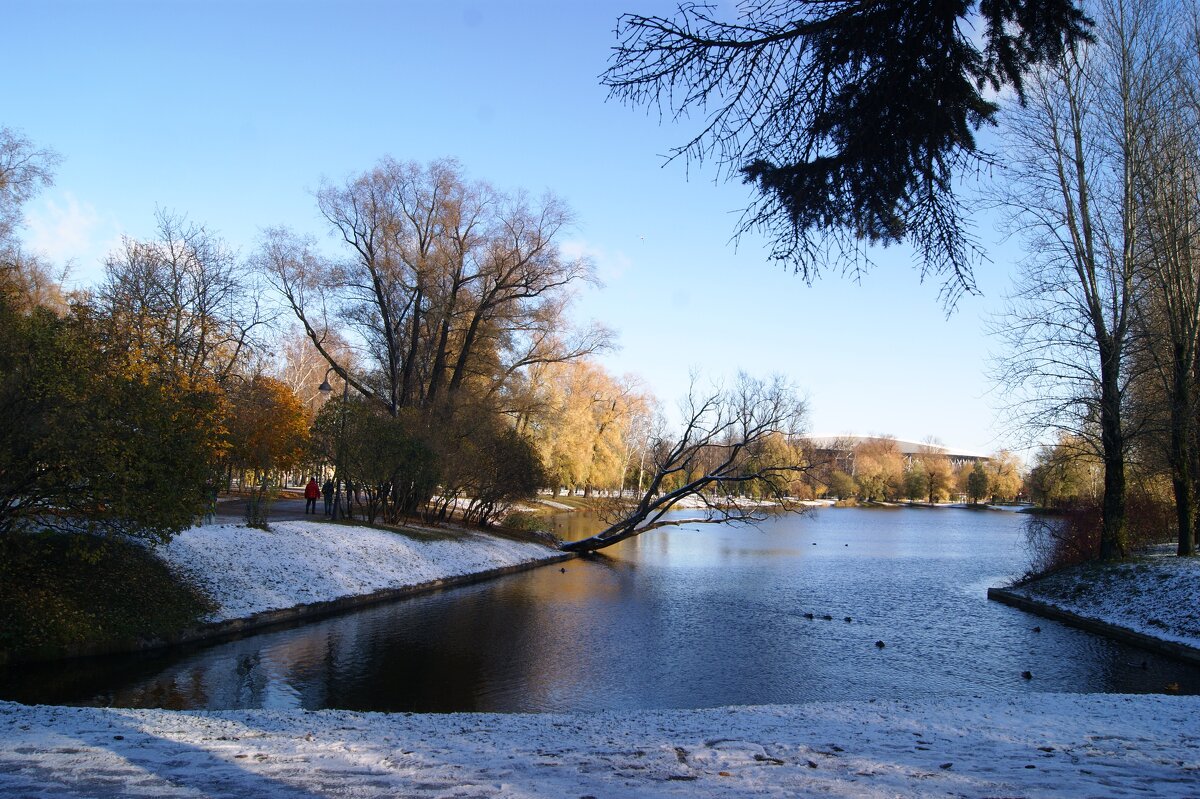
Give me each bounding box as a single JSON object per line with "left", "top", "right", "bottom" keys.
{"left": 244, "top": 477, "right": 276, "bottom": 530}
{"left": 1023, "top": 504, "right": 1100, "bottom": 577}
{"left": 500, "top": 510, "right": 544, "bottom": 532}
{"left": 0, "top": 533, "right": 215, "bottom": 663}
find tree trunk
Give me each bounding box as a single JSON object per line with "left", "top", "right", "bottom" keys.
{"left": 1098, "top": 346, "right": 1127, "bottom": 560}
{"left": 1170, "top": 349, "right": 1196, "bottom": 555}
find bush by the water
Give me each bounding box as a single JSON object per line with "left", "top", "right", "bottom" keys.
{"left": 0, "top": 533, "right": 215, "bottom": 664}
{"left": 499, "top": 511, "right": 545, "bottom": 534}
{"left": 1024, "top": 493, "right": 1176, "bottom": 577}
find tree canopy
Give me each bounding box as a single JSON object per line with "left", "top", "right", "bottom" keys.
{"left": 0, "top": 295, "right": 225, "bottom": 539}
{"left": 603, "top": 0, "right": 1092, "bottom": 304}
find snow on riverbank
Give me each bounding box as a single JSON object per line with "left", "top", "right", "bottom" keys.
{"left": 1007, "top": 548, "right": 1200, "bottom": 650}
{"left": 3, "top": 694, "right": 1197, "bottom": 797}
{"left": 159, "top": 521, "right": 559, "bottom": 622}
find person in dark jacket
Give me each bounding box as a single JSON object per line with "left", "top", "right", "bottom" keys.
{"left": 322, "top": 478, "right": 335, "bottom": 516}
{"left": 304, "top": 476, "right": 320, "bottom": 514}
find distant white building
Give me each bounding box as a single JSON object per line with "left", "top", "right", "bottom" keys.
{"left": 805, "top": 435, "right": 988, "bottom": 469}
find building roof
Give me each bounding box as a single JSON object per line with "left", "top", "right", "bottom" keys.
{"left": 804, "top": 435, "right": 989, "bottom": 461}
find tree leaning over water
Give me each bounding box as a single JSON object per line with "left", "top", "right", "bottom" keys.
{"left": 562, "top": 373, "right": 809, "bottom": 553}
{"left": 602, "top": 0, "right": 1091, "bottom": 305}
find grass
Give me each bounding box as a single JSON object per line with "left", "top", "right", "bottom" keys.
{"left": 0, "top": 532, "right": 216, "bottom": 665}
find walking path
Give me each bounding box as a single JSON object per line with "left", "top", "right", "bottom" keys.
{"left": 214, "top": 493, "right": 318, "bottom": 524}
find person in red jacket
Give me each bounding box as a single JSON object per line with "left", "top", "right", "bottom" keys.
{"left": 304, "top": 476, "right": 320, "bottom": 514}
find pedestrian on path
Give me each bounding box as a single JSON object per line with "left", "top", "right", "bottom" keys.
{"left": 304, "top": 476, "right": 320, "bottom": 514}
{"left": 322, "top": 478, "right": 335, "bottom": 516}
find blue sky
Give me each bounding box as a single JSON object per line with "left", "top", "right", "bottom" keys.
{"left": 5, "top": 0, "right": 1027, "bottom": 455}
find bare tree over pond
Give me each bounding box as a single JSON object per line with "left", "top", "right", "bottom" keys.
{"left": 562, "top": 373, "right": 810, "bottom": 553}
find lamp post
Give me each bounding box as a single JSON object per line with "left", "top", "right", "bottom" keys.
{"left": 318, "top": 368, "right": 350, "bottom": 521}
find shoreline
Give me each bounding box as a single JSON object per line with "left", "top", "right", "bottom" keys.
{"left": 54, "top": 548, "right": 575, "bottom": 663}
{"left": 988, "top": 546, "right": 1200, "bottom": 663}
{"left": 11, "top": 519, "right": 570, "bottom": 664}
{"left": 169, "top": 547, "right": 575, "bottom": 653}
{"left": 987, "top": 586, "right": 1200, "bottom": 665}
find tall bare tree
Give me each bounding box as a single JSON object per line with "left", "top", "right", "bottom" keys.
{"left": 99, "top": 210, "right": 270, "bottom": 385}
{"left": 0, "top": 128, "right": 64, "bottom": 311}
{"left": 994, "top": 0, "right": 1173, "bottom": 559}
{"left": 1131, "top": 9, "right": 1200, "bottom": 555}
{"left": 261, "top": 159, "right": 608, "bottom": 419}
{"left": 0, "top": 127, "right": 58, "bottom": 259}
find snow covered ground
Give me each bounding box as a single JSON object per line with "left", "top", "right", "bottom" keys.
{"left": 159, "top": 521, "right": 560, "bottom": 622}
{"left": 3, "top": 694, "right": 1197, "bottom": 797}
{"left": 6, "top": 521, "right": 1199, "bottom": 796}
{"left": 1007, "top": 547, "right": 1200, "bottom": 649}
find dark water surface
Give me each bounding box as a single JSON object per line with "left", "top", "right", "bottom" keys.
{"left": 3, "top": 507, "right": 1198, "bottom": 711}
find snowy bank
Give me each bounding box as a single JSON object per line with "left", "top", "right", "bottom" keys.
{"left": 160, "top": 521, "right": 562, "bottom": 623}
{"left": 3, "top": 694, "right": 1198, "bottom": 797}
{"left": 993, "top": 549, "right": 1200, "bottom": 659}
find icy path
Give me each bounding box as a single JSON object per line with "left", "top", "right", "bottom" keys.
{"left": 3, "top": 695, "right": 1197, "bottom": 797}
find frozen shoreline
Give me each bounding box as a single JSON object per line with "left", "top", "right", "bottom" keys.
{"left": 1000, "top": 546, "right": 1200, "bottom": 652}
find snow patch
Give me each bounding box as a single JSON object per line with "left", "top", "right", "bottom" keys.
{"left": 1008, "top": 552, "right": 1200, "bottom": 649}
{"left": 159, "top": 521, "right": 558, "bottom": 622}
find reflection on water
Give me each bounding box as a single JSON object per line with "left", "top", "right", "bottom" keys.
{"left": 3, "top": 507, "right": 1198, "bottom": 712}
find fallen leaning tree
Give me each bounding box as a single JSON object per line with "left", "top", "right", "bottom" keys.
{"left": 561, "top": 373, "right": 812, "bottom": 553}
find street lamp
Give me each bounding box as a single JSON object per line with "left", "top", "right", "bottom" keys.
{"left": 318, "top": 367, "right": 350, "bottom": 521}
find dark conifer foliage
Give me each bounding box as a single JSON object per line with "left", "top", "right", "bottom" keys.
{"left": 603, "top": 0, "right": 1091, "bottom": 304}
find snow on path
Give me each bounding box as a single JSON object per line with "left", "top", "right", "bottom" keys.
{"left": 159, "top": 521, "right": 559, "bottom": 622}
{"left": 2, "top": 694, "right": 1198, "bottom": 797}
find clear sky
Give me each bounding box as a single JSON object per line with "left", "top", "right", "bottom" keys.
{"left": 4, "top": 0, "right": 1029, "bottom": 456}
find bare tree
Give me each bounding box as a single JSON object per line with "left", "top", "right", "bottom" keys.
{"left": 1131, "top": 8, "right": 1200, "bottom": 555}
{"left": 561, "top": 373, "right": 809, "bottom": 553}
{"left": 260, "top": 159, "right": 608, "bottom": 418}
{"left": 0, "top": 128, "right": 64, "bottom": 309}
{"left": 99, "top": 210, "right": 270, "bottom": 385}
{"left": 0, "top": 127, "right": 59, "bottom": 256}
{"left": 994, "top": 0, "right": 1172, "bottom": 559}
{"left": 602, "top": 1, "right": 1090, "bottom": 305}
{"left": 264, "top": 326, "right": 359, "bottom": 422}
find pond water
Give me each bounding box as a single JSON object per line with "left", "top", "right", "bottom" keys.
{"left": 3, "top": 506, "right": 1198, "bottom": 712}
